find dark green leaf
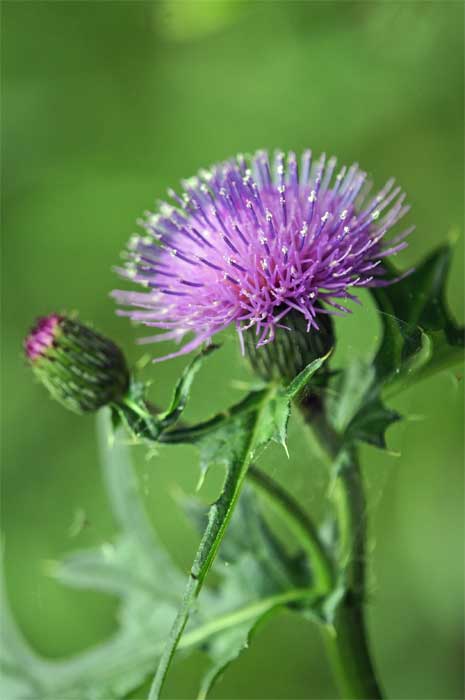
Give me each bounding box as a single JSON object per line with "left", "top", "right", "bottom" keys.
{"left": 344, "top": 397, "right": 400, "bottom": 449}
{"left": 371, "top": 245, "right": 464, "bottom": 389}
{"left": 325, "top": 245, "right": 464, "bottom": 451}
{"left": 327, "top": 360, "right": 400, "bottom": 449}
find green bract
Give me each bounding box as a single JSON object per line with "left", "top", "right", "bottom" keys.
{"left": 27, "top": 316, "right": 130, "bottom": 414}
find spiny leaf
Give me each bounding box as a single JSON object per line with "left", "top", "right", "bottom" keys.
{"left": 326, "top": 244, "right": 464, "bottom": 452}
{"left": 157, "top": 344, "right": 220, "bottom": 427}
{"left": 285, "top": 353, "right": 332, "bottom": 401}
{"left": 149, "top": 355, "right": 328, "bottom": 699}
{"left": 0, "top": 414, "right": 183, "bottom": 700}
{"left": 148, "top": 384, "right": 281, "bottom": 700}
{"left": 114, "top": 344, "right": 219, "bottom": 440}
{"left": 327, "top": 360, "right": 400, "bottom": 450}
{"left": 181, "top": 487, "right": 316, "bottom": 699}
{"left": 0, "top": 412, "right": 322, "bottom": 700}
{"left": 344, "top": 397, "right": 400, "bottom": 449}
{"left": 371, "top": 244, "right": 464, "bottom": 389}
{"left": 1, "top": 356, "right": 329, "bottom": 699}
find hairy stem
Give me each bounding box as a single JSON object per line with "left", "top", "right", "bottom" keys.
{"left": 299, "top": 393, "right": 384, "bottom": 700}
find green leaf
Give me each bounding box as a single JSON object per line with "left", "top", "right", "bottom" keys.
{"left": 0, "top": 412, "right": 184, "bottom": 700}
{"left": 285, "top": 353, "right": 332, "bottom": 401}
{"left": 114, "top": 344, "right": 218, "bottom": 441}
{"left": 344, "top": 397, "right": 400, "bottom": 449}
{"left": 370, "top": 245, "right": 464, "bottom": 390}
{"left": 157, "top": 344, "right": 220, "bottom": 427}
{"left": 327, "top": 360, "right": 400, "bottom": 449}
{"left": 181, "top": 487, "right": 316, "bottom": 698}
{"left": 0, "top": 358, "right": 321, "bottom": 700}
{"left": 148, "top": 385, "right": 280, "bottom": 699}
{"left": 149, "top": 355, "right": 328, "bottom": 699}
{"left": 325, "top": 245, "right": 464, "bottom": 451}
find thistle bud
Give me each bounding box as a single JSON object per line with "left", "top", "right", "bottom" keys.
{"left": 24, "top": 314, "right": 129, "bottom": 414}
{"left": 244, "top": 307, "right": 334, "bottom": 383}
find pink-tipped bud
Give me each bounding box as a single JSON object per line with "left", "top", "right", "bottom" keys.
{"left": 25, "top": 314, "right": 129, "bottom": 414}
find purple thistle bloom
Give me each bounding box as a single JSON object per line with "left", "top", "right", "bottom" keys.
{"left": 113, "top": 150, "right": 413, "bottom": 361}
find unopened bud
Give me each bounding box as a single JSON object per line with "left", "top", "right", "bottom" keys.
{"left": 24, "top": 314, "right": 129, "bottom": 414}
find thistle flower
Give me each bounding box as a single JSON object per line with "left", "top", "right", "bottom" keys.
{"left": 25, "top": 314, "right": 129, "bottom": 413}
{"left": 113, "top": 150, "right": 412, "bottom": 362}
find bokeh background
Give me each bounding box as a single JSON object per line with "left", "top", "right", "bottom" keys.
{"left": 2, "top": 2, "right": 464, "bottom": 698}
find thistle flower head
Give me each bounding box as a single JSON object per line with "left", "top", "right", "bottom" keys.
{"left": 25, "top": 314, "right": 129, "bottom": 413}
{"left": 113, "top": 149, "right": 412, "bottom": 361}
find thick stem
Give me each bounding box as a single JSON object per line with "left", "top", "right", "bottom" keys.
{"left": 299, "top": 393, "right": 384, "bottom": 700}
{"left": 324, "top": 594, "right": 383, "bottom": 700}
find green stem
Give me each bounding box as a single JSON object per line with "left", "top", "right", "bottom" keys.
{"left": 323, "top": 595, "right": 383, "bottom": 700}
{"left": 248, "top": 466, "right": 334, "bottom": 594}
{"left": 299, "top": 394, "right": 384, "bottom": 700}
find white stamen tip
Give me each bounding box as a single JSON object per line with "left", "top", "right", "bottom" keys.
{"left": 160, "top": 204, "right": 174, "bottom": 216}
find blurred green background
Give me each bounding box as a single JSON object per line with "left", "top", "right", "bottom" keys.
{"left": 2, "top": 1, "right": 464, "bottom": 698}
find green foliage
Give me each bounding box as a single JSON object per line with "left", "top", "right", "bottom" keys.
{"left": 327, "top": 245, "right": 464, "bottom": 451}
{"left": 0, "top": 411, "right": 319, "bottom": 700}
{"left": 2, "top": 243, "right": 463, "bottom": 698}
{"left": 4, "top": 3, "right": 464, "bottom": 697}
{"left": 2, "top": 244, "right": 463, "bottom": 699}
{"left": 149, "top": 355, "right": 328, "bottom": 699}
{"left": 327, "top": 361, "right": 400, "bottom": 449}
{"left": 371, "top": 245, "right": 464, "bottom": 391}
{"left": 113, "top": 344, "right": 220, "bottom": 441}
